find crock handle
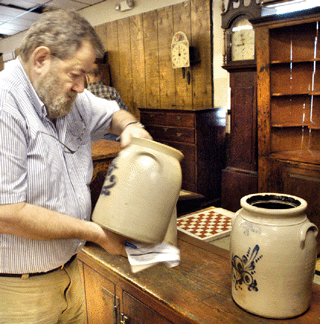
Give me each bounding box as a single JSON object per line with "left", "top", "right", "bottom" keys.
{"left": 231, "top": 210, "right": 241, "bottom": 227}
{"left": 299, "top": 223, "right": 319, "bottom": 249}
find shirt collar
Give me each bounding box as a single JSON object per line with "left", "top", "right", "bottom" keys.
{"left": 16, "top": 57, "right": 49, "bottom": 120}
{"left": 88, "top": 81, "right": 103, "bottom": 86}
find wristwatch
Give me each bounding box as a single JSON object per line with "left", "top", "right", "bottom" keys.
{"left": 124, "top": 121, "right": 145, "bottom": 129}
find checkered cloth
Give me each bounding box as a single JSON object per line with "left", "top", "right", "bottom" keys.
{"left": 177, "top": 207, "right": 233, "bottom": 242}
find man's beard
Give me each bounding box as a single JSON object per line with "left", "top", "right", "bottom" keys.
{"left": 35, "top": 70, "right": 77, "bottom": 119}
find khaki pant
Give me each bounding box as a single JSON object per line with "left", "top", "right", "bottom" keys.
{"left": 0, "top": 257, "right": 86, "bottom": 324}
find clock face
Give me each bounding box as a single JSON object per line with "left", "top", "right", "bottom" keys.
{"left": 231, "top": 18, "right": 255, "bottom": 61}
{"left": 171, "top": 31, "right": 190, "bottom": 69}
{"left": 171, "top": 42, "right": 190, "bottom": 68}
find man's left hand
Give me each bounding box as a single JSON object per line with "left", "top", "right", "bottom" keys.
{"left": 120, "top": 123, "right": 152, "bottom": 148}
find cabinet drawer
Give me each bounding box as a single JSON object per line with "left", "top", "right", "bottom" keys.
{"left": 140, "top": 111, "right": 167, "bottom": 126}
{"left": 166, "top": 112, "right": 195, "bottom": 127}
{"left": 146, "top": 126, "right": 195, "bottom": 144}
{"left": 140, "top": 111, "right": 195, "bottom": 127}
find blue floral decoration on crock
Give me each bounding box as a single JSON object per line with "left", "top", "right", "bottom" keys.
{"left": 100, "top": 159, "right": 118, "bottom": 196}
{"left": 231, "top": 245, "right": 263, "bottom": 292}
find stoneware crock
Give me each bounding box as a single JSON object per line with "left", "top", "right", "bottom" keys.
{"left": 163, "top": 206, "right": 178, "bottom": 247}
{"left": 92, "top": 137, "right": 183, "bottom": 244}
{"left": 230, "top": 193, "right": 318, "bottom": 319}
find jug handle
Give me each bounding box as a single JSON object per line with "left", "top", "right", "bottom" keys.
{"left": 232, "top": 210, "right": 240, "bottom": 227}
{"left": 299, "top": 223, "right": 318, "bottom": 249}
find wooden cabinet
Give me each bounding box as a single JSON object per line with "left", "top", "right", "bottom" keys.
{"left": 221, "top": 66, "right": 258, "bottom": 212}
{"left": 82, "top": 263, "right": 117, "bottom": 323}
{"left": 139, "top": 108, "right": 226, "bottom": 206}
{"left": 81, "top": 260, "right": 173, "bottom": 324}
{"left": 121, "top": 291, "right": 172, "bottom": 324}
{"left": 252, "top": 8, "right": 320, "bottom": 248}
{"left": 78, "top": 232, "right": 320, "bottom": 324}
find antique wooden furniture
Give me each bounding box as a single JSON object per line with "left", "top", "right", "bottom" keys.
{"left": 221, "top": 0, "right": 261, "bottom": 66}
{"left": 220, "top": 0, "right": 261, "bottom": 212}
{"left": 90, "top": 140, "right": 121, "bottom": 210}
{"left": 78, "top": 230, "right": 320, "bottom": 324}
{"left": 220, "top": 65, "right": 258, "bottom": 212}
{"left": 176, "top": 189, "right": 205, "bottom": 216}
{"left": 139, "top": 108, "right": 226, "bottom": 206}
{"left": 252, "top": 8, "right": 320, "bottom": 249}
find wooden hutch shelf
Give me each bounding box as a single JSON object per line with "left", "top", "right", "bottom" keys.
{"left": 252, "top": 8, "right": 320, "bottom": 249}
{"left": 270, "top": 150, "right": 320, "bottom": 165}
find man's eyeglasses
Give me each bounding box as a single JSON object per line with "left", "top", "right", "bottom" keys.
{"left": 40, "top": 104, "right": 87, "bottom": 154}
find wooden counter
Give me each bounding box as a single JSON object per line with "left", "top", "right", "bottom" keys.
{"left": 91, "top": 139, "right": 121, "bottom": 177}
{"left": 78, "top": 231, "right": 320, "bottom": 324}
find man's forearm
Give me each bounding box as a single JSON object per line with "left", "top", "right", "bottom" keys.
{"left": 109, "top": 109, "right": 138, "bottom": 135}
{"left": 0, "top": 201, "right": 126, "bottom": 255}
{"left": 0, "top": 201, "right": 100, "bottom": 241}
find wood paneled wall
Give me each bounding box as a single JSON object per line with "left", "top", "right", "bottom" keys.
{"left": 94, "top": 0, "right": 212, "bottom": 118}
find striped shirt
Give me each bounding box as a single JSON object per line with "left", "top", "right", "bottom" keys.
{"left": 0, "top": 58, "right": 120, "bottom": 273}
{"left": 87, "top": 82, "right": 128, "bottom": 111}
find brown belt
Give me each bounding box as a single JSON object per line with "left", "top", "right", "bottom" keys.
{"left": 0, "top": 254, "right": 76, "bottom": 278}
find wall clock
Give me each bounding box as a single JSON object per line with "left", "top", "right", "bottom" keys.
{"left": 171, "top": 31, "right": 190, "bottom": 69}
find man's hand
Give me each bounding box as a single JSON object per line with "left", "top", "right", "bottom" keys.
{"left": 109, "top": 110, "right": 152, "bottom": 148}
{"left": 90, "top": 222, "right": 127, "bottom": 256}
{"left": 120, "top": 123, "right": 152, "bottom": 148}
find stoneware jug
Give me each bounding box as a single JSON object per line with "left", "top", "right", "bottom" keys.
{"left": 92, "top": 137, "right": 183, "bottom": 244}
{"left": 230, "top": 193, "right": 318, "bottom": 319}
{"left": 163, "top": 206, "right": 178, "bottom": 247}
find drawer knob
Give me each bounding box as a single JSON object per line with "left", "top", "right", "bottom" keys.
{"left": 120, "top": 313, "right": 129, "bottom": 324}
{"left": 163, "top": 127, "right": 168, "bottom": 132}
{"left": 176, "top": 133, "right": 182, "bottom": 137}
{"left": 176, "top": 115, "right": 182, "bottom": 120}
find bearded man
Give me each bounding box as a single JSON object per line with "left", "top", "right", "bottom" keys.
{"left": 0, "top": 9, "right": 151, "bottom": 323}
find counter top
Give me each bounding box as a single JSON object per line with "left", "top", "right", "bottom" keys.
{"left": 91, "top": 139, "right": 121, "bottom": 161}
{"left": 79, "top": 231, "right": 320, "bottom": 323}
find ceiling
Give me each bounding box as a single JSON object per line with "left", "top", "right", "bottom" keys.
{"left": 0, "top": 0, "right": 107, "bottom": 39}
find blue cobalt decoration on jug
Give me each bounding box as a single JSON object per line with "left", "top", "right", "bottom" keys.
{"left": 230, "top": 193, "right": 318, "bottom": 319}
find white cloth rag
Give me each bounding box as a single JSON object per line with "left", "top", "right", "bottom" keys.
{"left": 125, "top": 241, "right": 180, "bottom": 273}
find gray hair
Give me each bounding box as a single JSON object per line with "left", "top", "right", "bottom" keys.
{"left": 19, "top": 9, "right": 104, "bottom": 62}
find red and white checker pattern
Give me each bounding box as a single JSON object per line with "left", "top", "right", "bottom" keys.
{"left": 177, "top": 207, "right": 234, "bottom": 242}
